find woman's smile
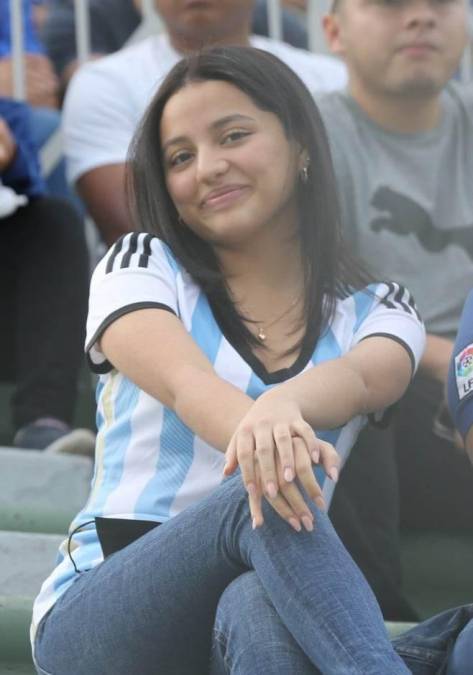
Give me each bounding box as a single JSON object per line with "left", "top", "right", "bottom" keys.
{"left": 200, "top": 184, "right": 251, "bottom": 211}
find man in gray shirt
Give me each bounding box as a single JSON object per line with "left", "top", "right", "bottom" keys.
{"left": 319, "top": 0, "right": 473, "bottom": 613}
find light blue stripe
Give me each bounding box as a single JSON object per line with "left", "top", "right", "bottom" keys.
{"left": 136, "top": 292, "right": 223, "bottom": 518}
{"left": 311, "top": 327, "right": 342, "bottom": 364}
{"left": 190, "top": 293, "right": 222, "bottom": 361}
{"left": 135, "top": 409, "right": 195, "bottom": 518}
{"left": 161, "top": 242, "right": 180, "bottom": 277}
{"left": 87, "top": 377, "right": 140, "bottom": 514}
{"left": 246, "top": 371, "right": 267, "bottom": 399}
{"left": 353, "top": 285, "right": 377, "bottom": 334}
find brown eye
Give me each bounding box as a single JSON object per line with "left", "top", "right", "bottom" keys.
{"left": 221, "top": 130, "right": 251, "bottom": 145}
{"left": 169, "top": 151, "right": 192, "bottom": 167}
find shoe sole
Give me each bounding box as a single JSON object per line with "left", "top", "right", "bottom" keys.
{"left": 44, "top": 429, "right": 96, "bottom": 457}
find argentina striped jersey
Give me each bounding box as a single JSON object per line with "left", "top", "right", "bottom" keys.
{"left": 32, "top": 232, "right": 425, "bottom": 642}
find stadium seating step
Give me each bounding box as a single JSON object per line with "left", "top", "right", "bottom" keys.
{"left": 0, "top": 447, "right": 92, "bottom": 534}
{"left": 0, "top": 530, "right": 63, "bottom": 666}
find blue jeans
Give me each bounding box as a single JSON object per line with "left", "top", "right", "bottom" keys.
{"left": 34, "top": 474, "right": 408, "bottom": 675}
{"left": 211, "top": 576, "right": 473, "bottom": 675}
{"left": 393, "top": 607, "right": 473, "bottom": 675}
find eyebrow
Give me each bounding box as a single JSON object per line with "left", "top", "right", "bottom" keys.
{"left": 162, "top": 114, "right": 256, "bottom": 153}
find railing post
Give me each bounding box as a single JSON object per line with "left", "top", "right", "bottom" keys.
{"left": 74, "top": 0, "right": 91, "bottom": 65}
{"left": 307, "top": 0, "right": 331, "bottom": 55}
{"left": 461, "top": 11, "right": 473, "bottom": 84}
{"left": 266, "top": 0, "right": 282, "bottom": 42}
{"left": 10, "top": 0, "right": 26, "bottom": 101}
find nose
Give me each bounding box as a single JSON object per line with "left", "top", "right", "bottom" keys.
{"left": 403, "top": 0, "right": 437, "bottom": 30}
{"left": 195, "top": 146, "right": 230, "bottom": 184}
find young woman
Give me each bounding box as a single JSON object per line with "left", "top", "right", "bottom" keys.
{"left": 32, "top": 47, "right": 424, "bottom": 674}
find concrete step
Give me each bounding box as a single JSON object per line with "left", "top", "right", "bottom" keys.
{"left": 0, "top": 530, "right": 63, "bottom": 665}
{"left": 0, "top": 447, "right": 92, "bottom": 534}
{"left": 0, "top": 665, "right": 35, "bottom": 675}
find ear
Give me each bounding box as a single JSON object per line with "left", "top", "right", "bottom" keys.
{"left": 323, "top": 13, "right": 346, "bottom": 58}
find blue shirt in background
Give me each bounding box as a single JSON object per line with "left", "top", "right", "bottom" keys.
{"left": 0, "top": 0, "right": 44, "bottom": 57}
{"left": 0, "top": 97, "right": 45, "bottom": 197}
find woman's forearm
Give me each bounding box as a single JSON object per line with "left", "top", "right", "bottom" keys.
{"left": 264, "top": 358, "right": 368, "bottom": 430}
{"left": 173, "top": 366, "right": 254, "bottom": 452}
{"left": 264, "top": 337, "right": 413, "bottom": 429}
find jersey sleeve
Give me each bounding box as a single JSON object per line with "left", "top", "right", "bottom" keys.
{"left": 350, "top": 282, "right": 426, "bottom": 376}
{"left": 85, "top": 233, "right": 179, "bottom": 373}
{"left": 448, "top": 289, "right": 473, "bottom": 440}
{"left": 62, "top": 60, "right": 137, "bottom": 184}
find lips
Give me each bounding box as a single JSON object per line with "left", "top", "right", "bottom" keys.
{"left": 398, "top": 42, "right": 438, "bottom": 54}
{"left": 184, "top": 0, "right": 213, "bottom": 9}
{"left": 201, "top": 185, "right": 250, "bottom": 210}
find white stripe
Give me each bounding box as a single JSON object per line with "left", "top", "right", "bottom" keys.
{"left": 102, "top": 389, "right": 163, "bottom": 515}
{"left": 322, "top": 415, "right": 365, "bottom": 506}
{"left": 213, "top": 337, "right": 254, "bottom": 392}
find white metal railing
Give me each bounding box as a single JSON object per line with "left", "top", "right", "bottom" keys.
{"left": 6, "top": 0, "right": 473, "bottom": 171}
{"left": 8, "top": 0, "right": 336, "bottom": 100}
{"left": 8, "top": 0, "right": 473, "bottom": 100}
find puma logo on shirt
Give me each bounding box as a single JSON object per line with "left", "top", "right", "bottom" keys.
{"left": 370, "top": 186, "right": 473, "bottom": 260}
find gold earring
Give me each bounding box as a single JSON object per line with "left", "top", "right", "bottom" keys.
{"left": 300, "top": 165, "right": 309, "bottom": 184}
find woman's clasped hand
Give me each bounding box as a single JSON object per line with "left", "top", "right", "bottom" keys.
{"left": 224, "top": 390, "right": 340, "bottom": 531}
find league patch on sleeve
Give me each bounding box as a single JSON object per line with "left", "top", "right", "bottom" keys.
{"left": 455, "top": 344, "right": 473, "bottom": 400}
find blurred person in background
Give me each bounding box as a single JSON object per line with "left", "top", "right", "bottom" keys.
{"left": 388, "top": 292, "right": 473, "bottom": 674}
{"left": 0, "top": 0, "right": 75, "bottom": 199}
{"left": 60, "top": 0, "right": 346, "bottom": 247}
{"left": 0, "top": 0, "right": 58, "bottom": 109}
{"left": 0, "top": 95, "right": 93, "bottom": 453}
{"left": 314, "top": 0, "right": 473, "bottom": 618}
{"left": 41, "top": 0, "right": 309, "bottom": 90}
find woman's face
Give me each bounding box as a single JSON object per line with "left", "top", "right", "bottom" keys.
{"left": 160, "top": 80, "right": 302, "bottom": 248}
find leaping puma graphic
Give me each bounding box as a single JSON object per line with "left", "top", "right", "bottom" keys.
{"left": 370, "top": 186, "right": 473, "bottom": 261}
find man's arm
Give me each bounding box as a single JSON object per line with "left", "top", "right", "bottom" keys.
{"left": 77, "top": 164, "right": 134, "bottom": 247}
{"left": 419, "top": 333, "right": 454, "bottom": 383}
{"left": 448, "top": 290, "right": 473, "bottom": 464}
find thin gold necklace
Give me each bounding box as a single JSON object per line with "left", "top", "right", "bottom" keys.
{"left": 248, "top": 296, "right": 301, "bottom": 342}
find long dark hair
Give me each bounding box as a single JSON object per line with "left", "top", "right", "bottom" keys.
{"left": 127, "top": 46, "right": 370, "bottom": 355}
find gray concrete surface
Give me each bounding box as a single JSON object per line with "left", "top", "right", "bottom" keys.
{"left": 0, "top": 447, "right": 92, "bottom": 534}
{"left": 0, "top": 530, "right": 63, "bottom": 665}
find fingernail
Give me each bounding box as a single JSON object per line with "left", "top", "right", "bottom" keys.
{"left": 266, "top": 482, "right": 278, "bottom": 499}
{"left": 246, "top": 482, "right": 256, "bottom": 496}
{"left": 252, "top": 517, "right": 258, "bottom": 530}
{"left": 315, "top": 496, "right": 326, "bottom": 511}
{"left": 311, "top": 451, "right": 320, "bottom": 463}
{"left": 284, "top": 467, "right": 294, "bottom": 482}
{"left": 302, "top": 515, "right": 313, "bottom": 532}
{"left": 328, "top": 467, "right": 339, "bottom": 483}
{"left": 289, "top": 517, "right": 301, "bottom": 532}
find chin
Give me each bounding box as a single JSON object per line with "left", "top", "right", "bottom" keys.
{"left": 392, "top": 73, "right": 445, "bottom": 98}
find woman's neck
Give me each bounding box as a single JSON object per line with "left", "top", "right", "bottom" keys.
{"left": 218, "top": 231, "right": 304, "bottom": 309}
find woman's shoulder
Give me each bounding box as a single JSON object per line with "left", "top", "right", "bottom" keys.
{"left": 333, "top": 281, "right": 422, "bottom": 326}
{"left": 93, "top": 232, "right": 184, "bottom": 281}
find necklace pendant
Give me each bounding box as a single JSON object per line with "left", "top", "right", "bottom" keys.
{"left": 257, "top": 327, "right": 267, "bottom": 342}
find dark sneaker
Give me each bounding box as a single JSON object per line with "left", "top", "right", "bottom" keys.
{"left": 14, "top": 423, "right": 95, "bottom": 457}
